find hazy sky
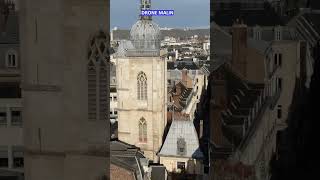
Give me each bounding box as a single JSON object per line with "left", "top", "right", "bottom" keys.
{"left": 111, "top": 0, "right": 210, "bottom": 29}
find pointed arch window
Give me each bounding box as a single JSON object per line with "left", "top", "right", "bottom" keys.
{"left": 137, "top": 72, "right": 147, "bottom": 100}
{"left": 87, "top": 31, "right": 109, "bottom": 121}
{"left": 139, "top": 117, "right": 147, "bottom": 142}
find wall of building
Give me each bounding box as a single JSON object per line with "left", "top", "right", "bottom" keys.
{"left": 20, "top": 0, "right": 109, "bottom": 179}
{"left": 160, "top": 156, "right": 203, "bottom": 175}
{"left": 117, "top": 56, "right": 167, "bottom": 162}
{"left": 246, "top": 47, "right": 266, "bottom": 83}
{"left": 236, "top": 40, "right": 300, "bottom": 180}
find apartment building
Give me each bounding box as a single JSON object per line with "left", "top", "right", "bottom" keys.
{"left": 0, "top": 1, "right": 23, "bottom": 179}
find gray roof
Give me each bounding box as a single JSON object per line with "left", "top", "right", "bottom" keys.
{"left": 158, "top": 120, "right": 204, "bottom": 159}
{"left": 248, "top": 38, "right": 270, "bottom": 54}
{"left": 0, "top": 13, "right": 19, "bottom": 44}
{"left": 167, "top": 61, "right": 199, "bottom": 70}
{"left": 211, "top": 22, "right": 232, "bottom": 56}
{"left": 111, "top": 140, "right": 145, "bottom": 180}
{"left": 114, "top": 40, "right": 134, "bottom": 57}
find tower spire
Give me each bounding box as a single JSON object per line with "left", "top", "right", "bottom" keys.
{"left": 140, "top": 0, "right": 152, "bottom": 20}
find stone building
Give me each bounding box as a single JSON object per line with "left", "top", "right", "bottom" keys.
{"left": 158, "top": 118, "right": 204, "bottom": 178}
{"left": 20, "top": 0, "right": 109, "bottom": 179}
{"left": 0, "top": 1, "right": 23, "bottom": 179}
{"left": 206, "top": 21, "right": 307, "bottom": 180}
{"left": 115, "top": 0, "right": 167, "bottom": 162}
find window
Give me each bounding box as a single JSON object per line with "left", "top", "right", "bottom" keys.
{"left": 277, "top": 105, "right": 282, "bottom": 119}
{"left": 177, "top": 138, "right": 186, "bottom": 156}
{"left": 196, "top": 78, "right": 198, "bottom": 83}
{"left": 110, "top": 111, "right": 113, "bottom": 115}
{"left": 139, "top": 117, "right": 147, "bottom": 142}
{"left": 274, "top": 54, "right": 278, "bottom": 65}
{"left": 109, "top": 96, "right": 112, "bottom": 101}
{"left": 11, "top": 108, "right": 22, "bottom": 126}
{"left": 278, "top": 78, "right": 282, "bottom": 90}
{"left": 0, "top": 147, "right": 8, "bottom": 168}
{"left": 177, "top": 162, "right": 185, "bottom": 170}
{"left": 6, "top": 50, "right": 18, "bottom": 68}
{"left": 0, "top": 109, "right": 6, "bottom": 126}
{"left": 279, "top": 54, "right": 282, "bottom": 67}
{"left": 254, "top": 27, "right": 261, "bottom": 40}
{"left": 137, "top": 72, "right": 147, "bottom": 100}
{"left": 114, "top": 111, "right": 117, "bottom": 115}
{"left": 275, "top": 27, "right": 282, "bottom": 41}
{"left": 87, "top": 31, "right": 109, "bottom": 121}
{"left": 113, "top": 96, "right": 117, "bottom": 101}
{"left": 12, "top": 146, "right": 23, "bottom": 168}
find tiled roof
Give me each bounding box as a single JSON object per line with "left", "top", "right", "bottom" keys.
{"left": 110, "top": 140, "right": 145, "bottom": 180}
{"left": 248, "top": 38, "right": 270, "bottom": 54}
{"left": 158, "top": 119, "right": 204, "bottom": 159}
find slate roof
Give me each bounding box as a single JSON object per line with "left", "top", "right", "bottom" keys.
{"left": 168, "top": 81, "right": 194, "bottom": 112}
{"left": 158, "top": 119, "right": 204, "bottom": 159}
{"left": 303, "top": 13, "right": 320, "bottom": 35}
{"left": 167, "top": 61, "right": 199, "bottom": 70}
{"left": 0, "top": 13, "right": 19, "bottom": 44}
{"left": 213, "top": 8, "right": 285, "bottom": 27}
{"left": 110, "top": 140, "right": 145, "bottom": 180}
{"left": 209, "top": 63, "right": 268, "bottom": 154}
{"left": 114, "top": 40, "right": 135, "bottom": 57}
{"left": 211, "top": 22, "right": 232, "bottom": 56}
{"left": 247, "top": 38, "right": 270, "bottom": 54}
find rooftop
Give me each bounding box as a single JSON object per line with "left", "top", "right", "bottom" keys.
{"left": 158, "top": 119, "right": 204, "bottom": 159}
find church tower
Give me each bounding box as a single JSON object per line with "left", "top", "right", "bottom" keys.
{"left": 20, "top": 0, "right": 109, "bottom": 179}
{"left": 116, "top": 0, "right": 167, "bottom": 162}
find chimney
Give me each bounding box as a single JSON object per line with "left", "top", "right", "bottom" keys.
{"left": 181, "top": 69, "right": 188, "bottom": 86}
{"left": 199, "top": 119, "right": 203, "bottom": 138}
{"left": 232, "top": 19, "right": 248, "bottom": 77}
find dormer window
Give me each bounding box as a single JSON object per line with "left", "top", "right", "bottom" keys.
{"left": 275, "top": 26, "right": 282, "bottom": 41}
{"left": 177, "top": 137, "right": 186, "bottom": 156}
{"left": 6, "top": 50, "right": 18, "bottom": 68}
{"left": 253, "top": 26, "right": 261, "bottom": 40}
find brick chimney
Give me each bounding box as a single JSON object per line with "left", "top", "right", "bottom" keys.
{"left": 232, "top": 19, "right": 248, "bottom": 77}
{"left": 181, "top": 68, "right": 188, "bottom": 86}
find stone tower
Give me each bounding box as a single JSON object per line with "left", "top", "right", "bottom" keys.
{"left": 116, "top": 0, "right": 167, "bottom": 162}
{"left": 19, "top": 0, "right": 109, "bottom": 179}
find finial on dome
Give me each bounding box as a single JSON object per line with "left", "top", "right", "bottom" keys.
{"left": 140, "top": 0, "right": 152, "bottom": 21}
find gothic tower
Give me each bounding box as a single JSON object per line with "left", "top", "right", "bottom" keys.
{"left": 116, "top": 0, "right": 167, "bottom": 162}
{"left": 20, "top": 0, "right": 109, "bottom": 179}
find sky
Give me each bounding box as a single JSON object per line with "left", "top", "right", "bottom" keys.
{"left": 111, "top": 0, "right": 210, "bottom": 29}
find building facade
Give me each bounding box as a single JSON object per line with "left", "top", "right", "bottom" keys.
{"left": 115, "top": 0, "right": 167, "bottom": 162}
{"left": 20, "top": 0, "right": 109, "bottom": 179}
{"left": 0, "top": 1, "right": 24, "bottom": 179}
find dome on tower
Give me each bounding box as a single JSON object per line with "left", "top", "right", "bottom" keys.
{"left": 130, "top": 19, "right": 161, "bottom": 50}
